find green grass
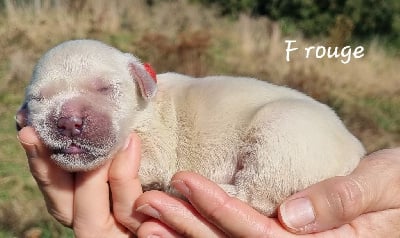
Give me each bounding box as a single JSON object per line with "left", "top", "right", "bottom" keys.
{"left": 0, "top": 230, "right": 14, "bottom": 238}
{"left": 0, "top": 0, "right": 398, "bottom": 236}
{"left": 360, "top": 97, "right": 400, "bottom": 133}
{"left": 0, "top": 82, "right": 75, "bottom": 236}
{"left": 107, "top": 31, "right": 138, "bottom": 51}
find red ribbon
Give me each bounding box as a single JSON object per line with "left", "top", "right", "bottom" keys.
{"left": 143, "top": 63, "right": 157, "bottom": 83}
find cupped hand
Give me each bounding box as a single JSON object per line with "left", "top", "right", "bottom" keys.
{"left": 18, "top": 127, "right": 146, "bottom": 237}
{"left": 133, "top": 148, "right": 400, "bottom": 237}
{"left": 19, "top": 126, "right": 400, "bottom": 237}
{"left": 279, "top": 148, "right": 400, "bottom": 234}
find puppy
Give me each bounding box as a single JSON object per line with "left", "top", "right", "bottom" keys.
{"left": 16, "top": 39, "right": 365, "bottom": 215}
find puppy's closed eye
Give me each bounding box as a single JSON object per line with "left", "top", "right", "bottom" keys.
{"left": 18, "top": 39, "right": 365, "bottom": 216}
{"left": 30, "top": 95, "right": 45, "bottom": 102}
{"left": 97, "top": 85, "right": 114, "bottom": 94}
{"left": 90, "top": 78, "right": 118, "bottom": 95}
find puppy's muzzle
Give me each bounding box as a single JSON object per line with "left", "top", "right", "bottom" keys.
{"left": 57, "top": 116, "right": 84, "bottom": 137}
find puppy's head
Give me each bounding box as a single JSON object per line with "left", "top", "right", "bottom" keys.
{"left": 16, "top": 40, "right": 157, "bottom": 171}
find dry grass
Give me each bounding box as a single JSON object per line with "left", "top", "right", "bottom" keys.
{"left": 0, "top": 0, "right": 399, "bottom": 236}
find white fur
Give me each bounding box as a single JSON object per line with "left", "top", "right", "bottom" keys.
{"left": 20, "top": 40, "right": 365, "bottom": 215}
{"left": 137, "top": 73, "right": 365, "bottom": 214}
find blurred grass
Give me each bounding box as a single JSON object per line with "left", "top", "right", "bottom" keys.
{"left": 360, "top": 97, "right": 400, "bottom": 133}
{"left": 0, "top": 0, "right": 399, "bottom": 237}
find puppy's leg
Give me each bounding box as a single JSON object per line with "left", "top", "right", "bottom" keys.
{"left": 232, "top": 99, "right": 363, "bottom": 216}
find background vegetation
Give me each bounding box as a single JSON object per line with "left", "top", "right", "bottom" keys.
{"left": 0, "top": 0, "right": 399, "bottom": 237}
{"left": 196, "top": 0, "right": 400, "bottom": 49}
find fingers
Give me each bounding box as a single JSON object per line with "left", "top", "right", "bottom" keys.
{"left": 72, "top": 160, "right": 113, "bottom": 236}
{"left": 278, "top": 148, "right": 400, "bottom": 234}
{"left": 73, "top": 134, "right": 143, "bottom": 236}
{"left": 19, "top": 127, "right": 132, "bottom": 237}
{"left": 73, "top": 160, "right": 132, "bottom": 237}
{"left": 171, "top": 172, "right": 273, "bottom": 237}
{"left": 109, "top": 133, "right": 147, "bottom": 232}
{"left": 135, "top": 190, "right": 227, "bottom": 237}
{"left": 144, "top": 172, "right": 287, "bottom": 237}
{"left": 18, "top": 126, "right": 74, "bottom": 227}
{"left": 137, "top": 219, "right": 183, "bottom": 238}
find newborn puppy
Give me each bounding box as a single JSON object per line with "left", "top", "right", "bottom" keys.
{"left": 16, "top": 39, "right": 365, "bottom": 215}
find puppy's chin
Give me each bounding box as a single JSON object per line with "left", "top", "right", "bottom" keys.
{"left": 51, "top": 152, "right": 110, "bottom": 172}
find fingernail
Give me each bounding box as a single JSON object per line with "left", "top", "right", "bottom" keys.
{"left": 17, "top": 135, "right": 39, "bottom": 159}
{"left": 122, "top": 135, "right": 132, "bottom": 151}
{"left": 136, "top": 204, "right": 161, "bottom": 219}
{"left": 280, "top": 197, "right": 315, "bottom": 230}
{"left": 171, "top": 180, "right": 190, "bottom": 198}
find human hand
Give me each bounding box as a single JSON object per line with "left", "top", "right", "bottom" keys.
{"left": 279, "top": 148, "right": 400, "bottom": 234}
{"left": 17, "top": 127, "right": 146, "bottom": 237}
{"left": 132, "top": 148, "right": 400, "bottom": 237}
{"left": 20, "top": 125, "right": 400, "bottom": 237}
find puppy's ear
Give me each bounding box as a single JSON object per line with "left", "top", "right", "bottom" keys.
{"left": 128, "top": 62, "right": 157, "bottom": 100}
{"left": 16, "top": 102, "right": 28, "bottom": 131}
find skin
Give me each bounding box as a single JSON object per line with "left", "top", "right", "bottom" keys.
{"left": 18, "top": 40, "right": 365, "bottom": 217}
{"left": 17, "top": 40, "right": 157, "bottom": 172}
{"left": 18, "top": 127, "right": 400, "bottom": 238}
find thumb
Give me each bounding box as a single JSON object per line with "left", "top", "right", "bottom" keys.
{"left": 278, "top": 148, "right": 400, "bottom": 234}
{"left": 109, "top": 133, "right": 147, "bottom": 232}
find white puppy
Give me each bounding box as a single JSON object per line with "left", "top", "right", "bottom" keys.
{"left": 17, "top": 40, "right": 365, "bottom": 215}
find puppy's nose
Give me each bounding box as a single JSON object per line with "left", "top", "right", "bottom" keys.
{"left": 57, "top": 116, "right": 83, "bottom": 137}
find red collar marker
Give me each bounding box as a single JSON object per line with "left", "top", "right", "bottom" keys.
{"left": 143, "top": 63, "right": 157, "bottom": 83}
